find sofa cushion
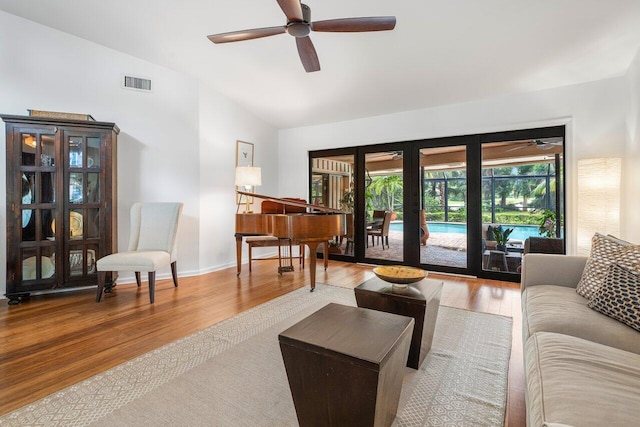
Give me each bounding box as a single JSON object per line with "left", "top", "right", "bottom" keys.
{"left": 576, "top": 233, "right": 640, "bottom": 299}
{"left": 522, "top": 285, "right": 640, "bottom": 354}
{"left": 588, "top": 263, "right": 640, "bottom": 332}
{"left": 525, "top": 331, "right": 640, "bottom": 427}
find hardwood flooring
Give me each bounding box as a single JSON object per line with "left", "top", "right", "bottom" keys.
{"left": 0, "top": 260, "right": 525, "bottom": 426}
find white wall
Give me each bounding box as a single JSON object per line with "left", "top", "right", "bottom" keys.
{"left": 624, "top": 47, "right": 640, "bottom": 244}
{"left": 198, "top": 84, "right": 279, "bottom": 272}
{"left": 279, "top": 77, "right": 629, "bottom": 254}
{"left": 0, "top": 11, "right": 279, "bottom": 297}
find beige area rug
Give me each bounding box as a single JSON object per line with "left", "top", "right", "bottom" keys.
{"left": 0, "top": 284, "right": 512, "bottom": 427}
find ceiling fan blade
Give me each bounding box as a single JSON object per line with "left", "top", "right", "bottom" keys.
{"left": 506, "top": 144, "right": 529, "bottom": 152}
{"left": 277, "top": 0, "right": 304, "bottom": 22}
{"left": 207, "top": 26, "right": 286, "bottom": 44}
{"left": 296, "top": 36, "right": 320, "bottom": 72}
{"left": 312, "top": 16, "right": 396, "bottom": 32}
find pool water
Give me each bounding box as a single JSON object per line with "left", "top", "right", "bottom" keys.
{"left": 389, "top": 221, "right": 543, "bottom": 241}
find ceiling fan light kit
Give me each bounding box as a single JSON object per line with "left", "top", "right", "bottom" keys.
{"left": 207, "top": 0, "right": 396, "bottom": 73}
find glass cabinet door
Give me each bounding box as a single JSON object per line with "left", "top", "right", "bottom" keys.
{"left": 64, "top": 132, "right": 102, "bottom": 279}
{"left": 19, "top": 131, "right": 57, "bottom": 282}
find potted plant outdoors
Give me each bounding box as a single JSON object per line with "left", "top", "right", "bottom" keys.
{"left": 339, "top": 190, "right": 354, "bottom": 213}
{"left": 538, "top": 209, "right": 557, "bottom": 238}
{"left": 327, "top": 239, "right": 343, "bottom": 254}
{"left": 493, "top": 227, "right": 514, "bottom": 252}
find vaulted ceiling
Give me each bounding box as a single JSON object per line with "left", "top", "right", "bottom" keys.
{"left": 2, "top": 0, "right": 640, "bottom": 129}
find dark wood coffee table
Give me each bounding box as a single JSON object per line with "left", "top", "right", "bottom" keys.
{"left": 354, "top": 276, "right": 443, "bottom": 369}
{"left": 279, "top": 303, "right": 414, "bottom": 427}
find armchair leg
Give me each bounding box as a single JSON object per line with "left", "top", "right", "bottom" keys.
{"left": 171, "top": 261, "right": 179, "bottom": 287}
{"left": 96, "top": 271, "right": 106, "bottom": 302}
{"left": 148, "top": 271, "right": 156, "bottom": 304}
{"left": 135, "top": 272, "right": 142, "bottom": 287}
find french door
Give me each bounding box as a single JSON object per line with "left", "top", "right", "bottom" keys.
{"left": 309, "top": 126, "right": 565, "bottom": 281}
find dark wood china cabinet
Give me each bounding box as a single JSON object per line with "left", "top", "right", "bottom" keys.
{"left": 2, "top": 114, "right": 119, "bottom": 304}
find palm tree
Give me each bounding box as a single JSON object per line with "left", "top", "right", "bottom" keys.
{"left": 494, "top": 179, "right": 514, "bottom": 208}
{"left": 446, "top": 172, "right": 467, "bottom": 205}
{"left": 533, "top": 177, "right": 556, "bottom": 197}
{"left": 516, "top": 180, "right": 539, "bottom": 210}
{"left": 371, "top": 174, "right": 403, "bottom": 211}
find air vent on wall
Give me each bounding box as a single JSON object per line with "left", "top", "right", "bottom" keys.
{"left": 122, "top": 75, "right": 152, "bottom": 92}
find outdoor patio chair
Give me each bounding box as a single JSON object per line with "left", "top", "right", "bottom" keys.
{"left": 367, "top": 211, "right": 393, "bottom": 249}
{"left": 370, "top": 210, "right": 385, "bottom": 229}
{"left": 487, "top": 250, "right": 508, "bottom": 272}
{"left": 524, "top": 237, "right": 564, "bottom": 254}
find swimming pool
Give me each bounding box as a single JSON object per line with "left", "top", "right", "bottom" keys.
{"left": 389, "top": 221, "right": 543, "bottom": 241}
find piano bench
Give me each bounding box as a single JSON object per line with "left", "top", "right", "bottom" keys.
{"left": 245, "top": 236, "right": 305, "bottom": 273}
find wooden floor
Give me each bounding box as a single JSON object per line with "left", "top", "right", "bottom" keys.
{"left": 0, "top": 260, "right": 525, "bottom": 426}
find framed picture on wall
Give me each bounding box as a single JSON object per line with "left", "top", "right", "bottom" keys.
{"left": 236, "top": 141, "right": 254, "bottom": 167}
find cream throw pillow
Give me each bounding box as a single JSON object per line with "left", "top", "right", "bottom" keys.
{"left": 576, "top": 233, "right": 640, "bottom": 299}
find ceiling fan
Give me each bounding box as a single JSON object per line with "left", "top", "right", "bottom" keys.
{"left": 365, "top": 151, "right": 402, "bottom": 161}
{"left": 507, "top": 138, "right": 564, "bottom": 152}
{"left": 207, "top": 0, "right": 396, "bottom": 72}
{"left": 366, "top": 151, "right": 427, "bottom": 161}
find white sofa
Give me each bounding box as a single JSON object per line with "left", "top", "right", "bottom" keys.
{"left": 520, "top": 253, "right": 640, "bottom": 427}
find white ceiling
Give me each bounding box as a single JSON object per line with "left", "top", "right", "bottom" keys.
{"left": 2, "top": 0, "right": 640, "bottom": 129}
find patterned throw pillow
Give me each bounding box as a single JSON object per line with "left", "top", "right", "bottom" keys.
{"left": 576, "top": 233, "right": 640, "bottom": 299}
{"left": 588, "top": 264, "right": 640, "bottom": 332}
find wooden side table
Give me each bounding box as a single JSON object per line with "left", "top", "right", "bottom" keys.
{"left": 355, "top": 276, "right": 443, "bottom": 369}
{"left": 279, "top": 303, "right": 414, "bottom": 427}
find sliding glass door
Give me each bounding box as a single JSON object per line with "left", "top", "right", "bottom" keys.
{"left": 480, "top": 138, "right": 564, "bottom": 277}
{"left": 309, "top": 126, "right": 565, "bottom": 281}
{"left": 362, "top": 149, "right": 405, "bottom": 263}
{"left": 310, "top": 152, "right": 355, "bottom": 258}
{"left": 418, "top": 145, "right": 468, "bottom": 270}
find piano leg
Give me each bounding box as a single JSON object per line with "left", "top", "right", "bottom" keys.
{"left": 305, "top": 241, "right": 322, "bottom": 292}
{"left": 235, "top": 234, "right": 243, "bottom": 276}
{"left": 323, "top": 241, "right": 329, "bottom": 271}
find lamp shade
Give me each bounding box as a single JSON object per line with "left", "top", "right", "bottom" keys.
{"left": 577, "top": 158, "right": 621, "bottom": 255}
{"left": 235, "top": 166, "right": 261, "bottom": 187}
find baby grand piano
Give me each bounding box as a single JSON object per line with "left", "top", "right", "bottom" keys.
{"left": 235, "top": 191, "right": 346, "bottom": 291}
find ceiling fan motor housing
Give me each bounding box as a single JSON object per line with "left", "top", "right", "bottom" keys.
{"left": 287, "top": 22, "right": 310, "bottom": 37}
{"left": 286, "top": 3, "right": 311, "bottom": 37}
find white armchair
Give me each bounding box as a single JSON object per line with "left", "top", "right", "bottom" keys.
{"left": 95, "top": 202, "right": 183, "bottom": 303}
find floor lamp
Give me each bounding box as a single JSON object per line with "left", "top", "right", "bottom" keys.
{"left": 577, "top": 158, "right": 621, "bottom": 255}
{"left": 235, "top": 166, "right": 262, "bottom": 213}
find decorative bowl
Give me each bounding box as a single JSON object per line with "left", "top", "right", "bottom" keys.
{"left": 372, "top": 266, "right": 427, "bottom": 286}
